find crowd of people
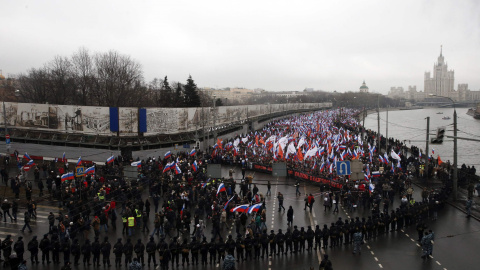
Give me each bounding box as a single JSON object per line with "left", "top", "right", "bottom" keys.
{"left": 0, "top": 108, "right": 457, "bottom": 270}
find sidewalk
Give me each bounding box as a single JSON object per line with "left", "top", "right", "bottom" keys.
{"left": 413, "top": 177, "right": 480, "bottom": 221}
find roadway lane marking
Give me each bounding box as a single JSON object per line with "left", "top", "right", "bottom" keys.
{"left": 379, "top": 264, "right": 383, "bottom": 268}
{"left": 370, "top": 251, "right": 374, "bottom": 255}
{"left": 416, "top": 243, "right": 420, "bottom": 247}
{"left": 436, "top": 261, "right": 441, "bottom": 265}
{"left": 304, "top": 184, "right": 323, "bottom": 263}
{"left": 405, "top": 234, "right": 409, "bottom": 237}
{"left": 367, "top": 245, "right": 371, "bottom": 249}
{"left": 410, "top": 238, "right": 415, "bottom": 242}
{"left": 374, "top": 257, "right": 378, "bottom": 262}
{"left": 312, "top": 212, "right": 316, "bottom": 218}
{"left": 269, "top": 261, "right": 272, "bottom": 265}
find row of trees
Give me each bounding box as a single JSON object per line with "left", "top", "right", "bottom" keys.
{"left": 16, "top": 48, "right": 202, "bottom": 107}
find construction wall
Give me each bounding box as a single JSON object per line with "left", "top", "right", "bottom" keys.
{"left": 0, "top": 102, "right": 331, "bottom": 136}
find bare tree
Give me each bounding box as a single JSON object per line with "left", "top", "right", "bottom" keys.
{"left": 72, "top": 47, "right": 95, "bottom": 106}
{"left": 93, "top": 50, "right": 145, "bottom": 107}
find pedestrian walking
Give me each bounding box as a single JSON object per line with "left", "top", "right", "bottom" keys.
{"left": 21, "top": 211, "right": 33, "bottom": 233}
{"left": 287, "top": 206, "right": 294, "bottom": 227}
{"left": 295, "top": 181, "right": 301, "bottom": 196}
{"left": 277, "top": 192, "right": 286, "bottom": 212}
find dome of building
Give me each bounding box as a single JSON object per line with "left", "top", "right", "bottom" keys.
{"left": 0, "top": 74, "right": 5, "bottom": 80}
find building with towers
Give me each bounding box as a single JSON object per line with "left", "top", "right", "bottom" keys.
{"left": 359, "top": 81, "right": 369, "bottom": 93}
{"left": 424, "top": 46, "right": 455, "bottom": 97}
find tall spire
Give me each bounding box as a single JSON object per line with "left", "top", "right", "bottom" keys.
{"left": 440, "top": 45, "right": 442, "bottom": 56}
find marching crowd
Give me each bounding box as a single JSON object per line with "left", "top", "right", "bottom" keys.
{"left": 0, "top": 108, "right": 453, "bottom": 270}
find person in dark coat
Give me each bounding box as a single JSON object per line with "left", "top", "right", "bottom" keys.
{"left": 81, "top": 239, "right": 91, "bottom": 266}
{"left": 146, "top": 237, "right": 157, "bottom": 267}
{"left": 113, "top": 238, "right": 124, "bottom": 267}
{"left": 27, "top": 235, "right": 39, "bottom": 264}
{"left": 91, "top": 237, "right": 101, "bottom": 266}
{"left": 13, "top": 236, "right": 25, "bottom": 261}
{"left": 123, "top": 238, "right": 134, "bottom": 266}
{"left": 71, "top": 239, "right": 81, "bottom": 265}
{"left": 62, "top": 238, "right": 71, "bottom": 264}
{"left": 134, "top": 239, "right": 145, "bottom": 266}
{"left": 101, "top": 237, "right": 112, "bottom": 267}
{"left": 39, "top": 234, "right": 51, "bottom": 264}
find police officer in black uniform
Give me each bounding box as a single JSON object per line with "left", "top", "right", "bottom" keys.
{"left": 292, "top": 226, "right": 300, "bottom": 253}
{"left": 91, "top": 237, "right": 101, "bottom": 266}
{"left": 169, "top": 237, "right": 180, "bottom": 268}
{"left": 81, "top": 239, "right": 91, "bottom": 266}
{"left": 134, "top": 239, "right": 145, "bottom": 266}
{"left": 190, "top": 237, "right": 200, "bottom": 265}
{"left": 260, "top": 230, "right": 269, "bottom": 258}
{"left": 39, "top": 234, "right": 51, "bottom": 264}
{"left": 113, "top": 238, "right": 123, "bottom": 267}
{"left": 101, "top": 236, "right": 112, "bottom": 267}
{"left": 244, "top": 234, "right": 253, "bottom": 260}
{"left": 200, "top": 237, "right": 209, "bottom": 266}
{"left": 181, "top": 238, "right": 190, "bottom": 266}
{"left": 235, "top": 235, "right": 244, "bottom": 262}
{"left": 276, "top": 229, "right": 285, "bottom": 255}
{"left": 253, "top": 233, "right": 261, "bottom": 260}
{"left": 146, "top": 237, "right": 157, "bottom": 267}
{"left": 124, "top": 238, "right": 134, "bottom": 266}
{"left": 51, "top": 235, "right": 60, "bottom": 264}
{"left": 314, "top": 225, "right": 322, "bottom": 250}
{"left": 208, "top": 238, "right": 217, "bottom": 264}
{"left": 306, "top": 226, "right": 314, "bottom": 252}
{"left": 285, "top": 228, "right": 293, "bottom": 254}
{"left": 322, "top": 224, "right": 329, "bottom": 249}
{"left": 268, "top": 230, "right": 276, "bottom": 256}
{"left": 71, "top": 238, "right": 81, "bottom": 265}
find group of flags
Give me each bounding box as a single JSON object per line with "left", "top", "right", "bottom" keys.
{"left": 230, "top": 203, "right": 262, "bottom": 214}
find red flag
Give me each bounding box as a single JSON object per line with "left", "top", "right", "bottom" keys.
{"left": 438, "top": 156, "right": 443, "bottom": 165}
{"left": 297, "top": 147, "right": 304, "bottom": 161}
{"left": 278, "top": 145, "right": 284, "bottom": 159}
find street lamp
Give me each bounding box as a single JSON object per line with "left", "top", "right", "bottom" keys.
{"left": 213, "top": 94, "right": 217, "bottom": 142}
{"left": 429, "top": 94, "right": 458, "bottom": 200}
{"left": 3, "top": 89, "right": 20, "bottom": 153}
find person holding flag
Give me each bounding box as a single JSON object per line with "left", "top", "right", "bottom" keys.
{"left": 217, "top": 183, "right": 226, "bottom": 196}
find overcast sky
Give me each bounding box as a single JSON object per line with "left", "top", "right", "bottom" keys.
{"left": 1, "top": 0, "right": 479, "bottom": 93}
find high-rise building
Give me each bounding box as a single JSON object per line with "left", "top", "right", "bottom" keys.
{"left": 424, "top": 46, "right": 455, "bottom": 97}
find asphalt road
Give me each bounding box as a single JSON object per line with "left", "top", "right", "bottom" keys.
{"left": 2, "top": 165, "right": 479, "bottom": 270}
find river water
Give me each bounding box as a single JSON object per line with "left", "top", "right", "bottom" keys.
{"left": 363, "top": 107, "right": 480, "bottom": 168}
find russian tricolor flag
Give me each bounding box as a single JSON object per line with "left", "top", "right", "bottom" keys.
{"left": 164, "top": 151, "right": 172, "bottom": 159}
{"left": 85, "top": 166, "right": 95, "bottom": 175}
{"left": 163, "top": 162, "right": 174, "bottom": 173}
{"left": 189, "top": 149, "right": 196, "bottom": 157}
{"left": 106, "top": 156, "right": 115, "bottom": 164}
{"left": 224, "top": 195, "right": 236, "bottom": 210}
{"left": 369, "top": 183, "right": 375, "bottom": 194}
{"left": 372, "top": 171, "right": 381, "bottom": 178}
{"left": 24, "top": 152, "right": 32, "bottom": 160}
{"left": 247, "top": 203, "right": 262, "bottom": 214}
{"left": 201, "top": 178, "right": 211, "bottom": 188}
{"left": 27, "top": 159, "right": 35, "bottom": 166}
{"left": 192, "top": 160, "right": 198, "bottom": 172}
{"left": 175, "top": 163, "right": 182, "bottom": 174}
{"left": 231, "top": 204, "right": 249, "bottom": 213}
{"left": 217, "top": 183, "right": 226, "bottom": 196}
{"left": 61, "top": 172, "right": 74, "bottom": 182}
{"left": 131, "top": 161, "right": 142, "bottom": 168}
{"left": 76, "top": 157, "right": 82, "bottom": 166}
{"left": 180, "top": 204, "right": 185, "bottom": 219}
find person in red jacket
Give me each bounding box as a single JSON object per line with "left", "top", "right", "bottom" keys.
{"left": 307, "top": 194, "right": 315, "bottom": 213}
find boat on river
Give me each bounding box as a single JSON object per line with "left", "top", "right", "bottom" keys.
{"left": 437, "top": 112, "right": 443, "bottom": 114}
{"left": 442, "top": 116, "right": 450, "bottom": 120}
{"left": 466, "top": 103, "right": 480, "bottom": 119}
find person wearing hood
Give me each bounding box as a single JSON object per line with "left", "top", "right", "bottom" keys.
{"left": 123, "top": 238, "right": 134, "bottom": 266}
{"left": 14, "top": 236, "right": 25, "bottom": 261}
{"left": 51, "top": 234, "right": 61, "bottom": 264}
{"left": 113, "top": 238, "right": 123, "bottom": 267}
{"left": 20, "top": 211, "right": 32, "bottom": 233}
{"left": 28, "top": 235, "right": 39, "bottom": 264}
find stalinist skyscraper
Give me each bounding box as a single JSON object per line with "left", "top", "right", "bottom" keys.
{"left": 424, "top": 46, "right": 455, "bottom": 97}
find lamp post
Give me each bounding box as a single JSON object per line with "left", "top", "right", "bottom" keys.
{"left": 213, "top": 94, "right": 217, "bottom": 143}
{"left": 429, "top": 94, "right": 457, "bottom": 200}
